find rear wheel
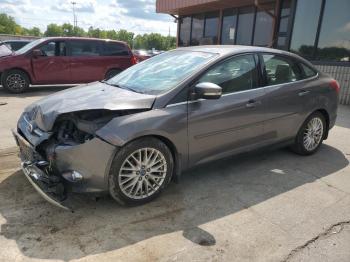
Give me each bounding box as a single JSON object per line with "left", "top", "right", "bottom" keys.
{"left": 105, "top": 69, "right": 121, "bottom": 80}
{"left": 1, "top": 69, "right": 30, "bottom": 93}
{"left": 292, "top": 112, "right": 326, "bottom": 155}
{"left": 109, "top": 138, "right": 174, "bottom": 206}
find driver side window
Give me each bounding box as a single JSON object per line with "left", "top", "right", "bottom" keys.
{"left": 40, "top": 41, "right": 66, "bottom": 57}
{"left": 198, "top": 54, "right": 258, "bottom": 94}
{"left": 40, "top": 42, "right": 56, "bottom": 57}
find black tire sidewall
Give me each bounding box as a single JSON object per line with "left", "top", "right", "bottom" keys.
{"left": 2, "top": 70, "right": 29, "bottom": 93}
{"left": 108, "top": 137, "right": 174, "bottom": 206}
{"left": 294, "top": 112, "right": 326, "bottom": 155}
{"left": 105, "top": 69, "right": 121, "bottom": 80}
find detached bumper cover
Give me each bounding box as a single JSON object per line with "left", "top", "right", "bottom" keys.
{"left": 13, "top": 129, "right": 72, "bottom": 211}
{"left": 21, "top": 163, "right": 71, "bottom": 211}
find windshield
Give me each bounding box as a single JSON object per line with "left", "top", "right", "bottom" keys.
{"left": 15, "top": 38, "right": 46, "bottom": 55}
{"left": 106, "top": 50, "right": 217, "bottom": 95}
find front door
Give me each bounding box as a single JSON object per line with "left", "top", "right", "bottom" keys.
{"left": 32, "top": 41, "right": 71, "bottom": 84}
{"left": 188, "top": 54, "right": 268, "bottom": 166}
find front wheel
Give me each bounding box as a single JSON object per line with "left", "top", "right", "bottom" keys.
{"left": 1, "top": 69, "right": 30, "bottom": 93}
{"left": 292, "top": 112, "right": 326, "bottom": 155}
{"left": 109, "top": 138, "right": 174, "bottom": 206}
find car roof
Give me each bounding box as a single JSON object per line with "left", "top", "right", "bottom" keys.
{"left": 177, "top": 45, "right": 292, "bottom": 56}
{"left": 176, "top": 45, "right": 315, "bottom": 68}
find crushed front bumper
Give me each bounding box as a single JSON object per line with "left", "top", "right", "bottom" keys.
{"left": 12, "top": 129, "right": 72, "bottom": 211}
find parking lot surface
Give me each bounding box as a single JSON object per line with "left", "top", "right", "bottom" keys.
{"left": 0, "top": 86, "right": 350, "bottom": 262}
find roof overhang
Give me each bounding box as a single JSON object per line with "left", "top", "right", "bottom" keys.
{"left": 157, "top": 0, "right": 274, "bottom": 15}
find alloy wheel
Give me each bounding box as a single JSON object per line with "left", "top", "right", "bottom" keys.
{"left": 303, "top": 117, "right": 324, "bottom": 151}
{"left": 6, "top": 74, "right": 26, "bottom": 91}
{"left": 118, "top": 148, "right": 168, "bottom": 200}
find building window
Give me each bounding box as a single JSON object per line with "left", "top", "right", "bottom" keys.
{"left": 290, "top": 0, "right": 322, "bottom": 59}
{"left": 221, "top": 9, "right": 237, "bottom": 45}
{"left": 254, "top": 3, "right": 275, "bottom": 46}
{"left": 191, "top": 14, "right": 205, "bottom": 46}
{"left": 276, "top": 0, "right": 293, "bottom": 50}
{"left": 316, "top": 0, "right": 350, "bottom": 62}
{"left": 236, "top": 6, "right": 255, "bottom": 45}
{"left": 179, "top": 16, "right": 191, "bottom": 47}
{"left": 204, "top": 12, "right": 219, "bottom": 45}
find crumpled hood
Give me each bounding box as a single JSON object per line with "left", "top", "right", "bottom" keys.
{"left": 24, "top": 82, "right": 156, "bottom": 131}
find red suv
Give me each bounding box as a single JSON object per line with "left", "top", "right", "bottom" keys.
{"left": 0, "top": 37, "right": 137, "bottom": 93}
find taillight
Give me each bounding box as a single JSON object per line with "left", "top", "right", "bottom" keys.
{"left": 330, "top": 79, "right": 340, "bottom": 94}
{"left": 131, "top": 55, "right": 138, "bottom": 65}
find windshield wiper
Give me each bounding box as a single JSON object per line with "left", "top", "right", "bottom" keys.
{"left": 101, "top": 81, "right": 144, "bottom": 94}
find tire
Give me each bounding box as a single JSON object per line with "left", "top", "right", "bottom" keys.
{"left": 292, "top": 112, "right": 326, "bottom": 155}
{"left": 1, "top": 69, "right": 30, "bottom": 93}
{"left": 109, "top": 137, "right": 174, "bottom": 206}
{"left": 105, "top": 69, "right": 121, "bottom": 80}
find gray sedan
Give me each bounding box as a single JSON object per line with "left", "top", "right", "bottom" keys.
{"left": 13, "top": 46, "right": 339, "bottom": 210}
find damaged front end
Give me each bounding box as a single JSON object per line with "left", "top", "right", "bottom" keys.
{"left": 13, "top": 109, "right": 146, "bottom": 211}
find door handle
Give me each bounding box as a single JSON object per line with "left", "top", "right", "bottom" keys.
{"left": 246, "top": 99, "right": 261, "bottom": 108}
{"left": 298, "top": 90, "right": 310, "bottom": 97}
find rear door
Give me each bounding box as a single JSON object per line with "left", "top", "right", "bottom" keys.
{"left": 188, "top": 54, "right": 269, "bottom": 166}
{"left": 260, "top": 53, "right": 312, "bottom": 142}
{"left": 31, "top": 40, "right": 71, "bottom": 84}
{"left": 68, "top": 40, "right": 105, "bottom": 83}
{"left": 101, "top": 41, "right": 133, "bottom": 72}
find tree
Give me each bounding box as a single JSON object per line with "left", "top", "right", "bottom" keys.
{"left": 45, "top": 23, "right": 63, "bottom": 36}
{"left": 116, "top": 29, "right": 134, "bottom": 47}
{"left": 0, "top": 12, "right": 176, "bottom": 51}
{"left": 0, "top": 13, "right": 17, "bottom": 34}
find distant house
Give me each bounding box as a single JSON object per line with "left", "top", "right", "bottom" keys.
{"left": 156, "top": 0, "right": 350, "bottom": 104}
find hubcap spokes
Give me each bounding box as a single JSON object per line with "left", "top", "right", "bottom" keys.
{"left": 303, "top": 117, "right": 323, "bottom": 151}
{"left": 6, "top": 74, "right": 26, "bottom": 90}
{"left": 119, "top": 148, "right": 167, "bottom": 200}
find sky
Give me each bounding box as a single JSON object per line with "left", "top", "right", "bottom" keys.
{"left": 0, "top": 0, "right": 177, "bottom": 36}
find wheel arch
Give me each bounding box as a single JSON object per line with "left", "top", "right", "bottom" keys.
{"left": 105, "top": 68, "right": 122, "bottom": 78}
{"left": 123, "top": 134, "right": 182, "bottom": 183}
{"left": 309, "top": 108, "right": 330, "bottom": 140}
{"left": 2, "top": 67, "right": 32, "bottom": 84}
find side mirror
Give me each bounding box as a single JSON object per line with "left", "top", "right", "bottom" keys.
{"left": 32, "top": 49, "right": 44, "bottom": 58}
{"left": 194, "top": 82, "right": 222, "bottom": 100}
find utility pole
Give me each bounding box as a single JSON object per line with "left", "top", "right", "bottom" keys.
{"left": 71, "top": 1, "right": 77, "bottom": 29}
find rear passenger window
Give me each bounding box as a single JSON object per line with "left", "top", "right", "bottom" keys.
{"left": 199, "top": 54, "right": 258, "bottom": 94}
{"left": 300, "top": 63, "right": 317, "bottom": 78}
{"left": 262, "top": 54, "right": 302, "bottom": 85}
{"left": 102, "top": 42, "right": 129, "bottom": 56}
{"left": 70, "top": 41, "right": 101, "bottom": 56}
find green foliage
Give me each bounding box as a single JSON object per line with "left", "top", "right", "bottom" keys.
{"left": 0, "top": 13, "right": 17, "bottom": 34}
{"left": 0, "top": 12, "right": 176, "bottom": 50}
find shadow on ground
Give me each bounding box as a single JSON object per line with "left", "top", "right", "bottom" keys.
{"left": 0, "top": 145, "right": 348, "bottom": 260}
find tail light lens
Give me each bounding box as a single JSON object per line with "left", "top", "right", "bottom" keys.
{"left": 330, "top": 79, "right": 340, "bottom": 94}
{"left": 131, "top": 55, "right": 138, "bottom": 65}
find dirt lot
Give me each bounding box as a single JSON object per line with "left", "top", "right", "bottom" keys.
{"left": 0, "top": 86, "right": 350, "bottom": 262}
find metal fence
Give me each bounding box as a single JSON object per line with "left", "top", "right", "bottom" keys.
{"left": 315, "top": 64, "right": 350, "bottom": 105}
{"left": 0, "top": 34, "right": 40, "bottom": 42}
